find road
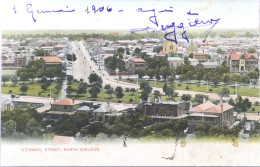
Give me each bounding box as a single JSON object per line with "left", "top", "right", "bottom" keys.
{"left": 72, "top": 41, "right": 260, "bottom": 104}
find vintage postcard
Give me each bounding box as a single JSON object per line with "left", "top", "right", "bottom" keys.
{"left": 1, "top": 0, "right": 260, "bottom": 166}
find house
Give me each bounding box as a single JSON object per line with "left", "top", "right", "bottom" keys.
{"left": 93, "top": 102, "right": 130, "bottom": 122}
{"left": 163, "top": 40, "right": 178, "bottom": 54}
{"left": 244, "top": 53, "right": 259, "bottom": 71}
{"left": 15, "top": 57, "right": 27, "bottom": 67}
{"left": 51, "top": 98, "right": 84, "bottom": 112}
{"left": 145, "top": 101, "right": 187, "bottom": 122}
{"left": 196, "top": 62, "right": 218, "bottom": 69}
{"left": 193, "top": 53, "right": 209, "bottom": 62}
{"left": 41, "top": 57, "right": 62, "bottom": 69}
{"left": 188, "top": 101, "right": 235, "bottom": 132}
{"left": 226, "top": 53, "right": 259, "bottom": 73}
{"left": 168, "top": 57, "right": 184, "bottom": 69}
{"left": 125, "top": 58, "right": 146, "bottom": 74}
{"left": 186, "top": 41, "right": 198, "bottom": 55}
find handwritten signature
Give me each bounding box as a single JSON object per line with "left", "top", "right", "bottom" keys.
{"left": 19, "top": 3, "right": 220, "bottom": 43}
{"left": 129, "top": 7, "right": 220, "bottom": 44}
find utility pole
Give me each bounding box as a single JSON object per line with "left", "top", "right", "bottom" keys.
{"left": 207, "top": 80, "right": 209, "bottom": 93}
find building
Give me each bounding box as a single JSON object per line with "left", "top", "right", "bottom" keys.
{"left": 41, "top": 57, "right": 62, "bottom": 69}
{"left": 193, "top": 53, "right": 209, "bottom": 62}
{"left": 244, "top": 53, "right": 259, "bottom": 71}
{"left": 188, "top": 101, "right": 235, "bottom": 132}
{"left": 163, "top": 40, "right": 178, "bottom": 54}
{"left": 145, "top": 101, "right": 187, "bottom": 122}
{"left": 196, "top": 62, "right": 218, "bottom": 69}
{"left": 226, "top": 53, "right": 259, "bottom": 73}
{"left": 125, "top": 58, "right": 146, "bottom": 74}
{"left": 168, "top": 57, "right": 184, "bottom": 69}
{"left": 51, "top": 98, "right": 84, "bottom": 112}
{"left": 15, "top": 57, "right": 27, "bottom": 67}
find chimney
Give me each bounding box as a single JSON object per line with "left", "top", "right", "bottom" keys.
{"left": 190, "top": 102, "right": 193, "bottom": 110}
{"left": 220, "top": 99, "right": 223, "bottom": 112}
{"left": 53, "top": 98, "right": 56, "bottom": 102}
{"left": 73, "top": 99, "right": 75, "bottom": 104}
{"left": 203, "top": 98, "right": 206, "bottom": 103}
{"left": 107, "top": 101, "right": 110, "bottom": 107}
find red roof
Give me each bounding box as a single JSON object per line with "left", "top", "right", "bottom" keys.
{"left": 52, "top": 98, "right": 82, "bottom": 106}
{"left": 190, "top": 101, "right": 233, "bottom": 113}
{"left": 244, "top": 53, "right": 258, "bottom": 59}
{"left": 41, "top": 57, "right": 62, "bottom": 63}
{"left": 131, "top": 58, "right": 146, "bottom": 63}
{"left": 229, "top": 54, "right": 241, "bottom": 60}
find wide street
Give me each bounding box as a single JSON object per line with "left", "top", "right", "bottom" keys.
{"left": 71, "top": 41, "right": 260, "bottom": 104}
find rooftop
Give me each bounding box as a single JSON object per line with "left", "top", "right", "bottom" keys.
{"left": 131, "top": 58, "right": 146, "bottom": 63}
{"left": 52, "top": 98, "right": 82, "bottom": 106}
{"left": 41, "top": 57, "right": 62, "bottom": 63}
{"left": 168, "top": 57, "right": 184, "bottom": 61}
{"left": 189, "top": 101, "right": 233, "bottom": 113}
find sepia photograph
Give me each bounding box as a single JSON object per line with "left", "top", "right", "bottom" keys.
{"left": 0, "top": 0, "right": 260, "bottom": 166}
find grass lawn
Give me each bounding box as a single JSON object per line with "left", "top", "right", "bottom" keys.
{"left": 2, "top": 70, "right": 17, "bottom": 76}
{"left": 1, "top": 82, "right": 60, "bottom": 98}
{"left": 121, "top": 79, "right": 259, "bottom": 97}
{"left": 247, "top": 105, "right": 260, "bottom": 113}
{"left": 68, "top": 82, "right": 141, "bottom": 104}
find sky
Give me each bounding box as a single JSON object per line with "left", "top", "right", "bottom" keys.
{"left": 0, "top": 0, "right": 259, "bottom": 31}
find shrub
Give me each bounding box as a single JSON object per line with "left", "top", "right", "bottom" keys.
{"left": 178, "top": 83, "right": 181, "bottom": 87}
{"left": 9, "top": 90, "right": 12, "bottom": 93}
{"left": 209, "top": 88, "right": 213, "bottom": 92}
{"left": 252, "top": 107, "right": 255, "bottom": 111}
{"left": 254, "top": 102, "right": 259, "bottom": 106}
{"left": 185, "top": 86, "right": 189, "bottom": 90}
{"left": 129, "top": 99, "right": 133, "bottom": 102}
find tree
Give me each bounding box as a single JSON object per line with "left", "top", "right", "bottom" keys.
{"left": 88, "top": 73, "right": 103, "bottom": 85}
{"left": 161, "top": 129, "right": 174, "bottom": 137}
{"left": 67, "top": 53, "right": 77, "bottom": 61}
{"left": 160, "top": 66, "right": 170, "bottom": 81}
{"left": 147, "top": 69, "right": 155, "bottom": 80}
{"left": 130, "top": 88, "right": 136, "bottom": 95}
{"left": 2, "top": 75, "right": 10, "bottom": 86}
{"left": 20, "top": 71, "right": 30, "bottom": 82}
{"left": 89, "top": 85, "right": 100, "bottom": 98}
{"left": 218, "top": 87, "right": 230, "bottom": 100}
{"left": 153, "top": 90, "right": 161, "bottom": 102}
{"left": 1, "top": 120, "right": 17, "bottom": 137}
{"left": 77, "top": 82, "right": 88, "bottom": 95}
{"left": 169, "top": 68, "right": 176, "bottom": 83}
{"left": 67, "top": 86, "right": 73, "bottom": 96}
{"left": 136, "top": 69, "right": 146, "bottom": 79}
{"left": 126, "top": 48, "right": 130, "bottom": 55}
{"left": 241, "top": 75, "right": 250, "bottom": 86}
{"left": 222, "top": 73, "right": 231, "bottom": 85}
{"left": 140, "top": 81, "right": 152, "bottom": 102}
{"left": 193, "top": 94, "right": 208, "bottom": 104}
{"left": 155, "top": 66, "right": 161, "bottom": 80}
{"left": 25, "top": 118, "right": 42, "bottom": 137}
{"left": 184, "top": 57, "right": 190, "bottom": 65}
{"left": 248, "top": 48, "right": 257, "bottom": 53}
{"left": 181, "top": 94, "right": 192, "bottom": 102}
{"left": 11, "top": 75, "right": 18, "bottom": 86}
{"left": 163, "top": 83, "right": 168, "bottom": 94}
{"left": 106, "top": 87, "right": 114, "bottom": 98}
{"left": 41, "top": 82, "right": 51, "bottom": 92}
{"left": 217, "top": 48, "right": 223, "bottom": 54}
{"left": 115, "top": 86, "right": 124, "bottom": 101}
{"left": 186, "top": 71, "right": 194, "bottom": 83}
{"left": 134, "top": 48, "right": 141, "bottom": 56}
{"left": 117, "top": 47, "right": 125, "bottom": 54}
{"left": 231, "top": 73, "right": 241, "bottom": 84}
{"left": 20, "top": 85, "right": 28, "bottom": 94}
{"left": 67, "top": 76, "right": 74, "bottom": 84}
